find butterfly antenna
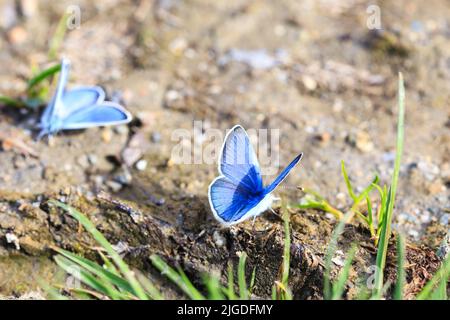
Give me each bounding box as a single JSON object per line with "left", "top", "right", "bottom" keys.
{"left": 36, "top": 126, "right": 48, "bottom": 141}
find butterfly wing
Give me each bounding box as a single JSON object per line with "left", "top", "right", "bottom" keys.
{"left": 209, "top": 125, "right": 268, "bottom": 225}
{"left": 60, "top": 102, "right": 132, "bottom": 130}
{"left": 264, "top": 153, "right": 303, "bottom": 194}
{"left": 40, "top": 59, "right": 71, "bottom": 130}
{"left": 209, "top": 175, "right": 272, "bottom": 225}
{"left": 60, "top": 86, "right": 105, "bottom": 117}
{"left": 219, "top": 125, "right": 264, "bottom": 193}
{"left": 208, "top": 177, "right": 249, "bottom": 223}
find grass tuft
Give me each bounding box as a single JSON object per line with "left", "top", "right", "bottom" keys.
{"left": 47, "top": 199, "right": 293, "bottom": 300}
{"left": 373, "top": 72, "right": 405, "bottom": 298}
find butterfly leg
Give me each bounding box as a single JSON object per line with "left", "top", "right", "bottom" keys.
{"left": 36, "top": 130, "right": 47, "bottom": 141}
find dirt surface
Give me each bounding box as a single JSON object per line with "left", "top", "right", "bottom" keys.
{"left": 0, "top": 0, "right": 449, "bottom": 298}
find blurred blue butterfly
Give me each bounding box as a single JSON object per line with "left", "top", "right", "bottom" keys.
{"left": 38, "top": 58, "right": 132, "bottom": 138}
{"left": 208, "top": 125, "right": 303, "bottom": 226}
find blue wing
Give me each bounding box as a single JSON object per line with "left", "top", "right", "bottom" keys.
{"left": 60, "top": 102, "right": 132, "bottom": 130}
{"left": 209, "top": 125, "right": 269, "bottom": 225}
{"left": 265, "top": 153, "right": 303, "bottom": 194}
{"left": 219, "top": 125, "right": 263, "bottom": 193}
{"left": 60, "top": 86, "right": 105, "bottom": 117}
{"left": 209, "top": 177, "right": 248, "bottom": 221}
{"left": 209, "top": 176, "right": 268, "bottom": 225}
{"left": 40, "top": 58, "right": 71, "bottom": 128}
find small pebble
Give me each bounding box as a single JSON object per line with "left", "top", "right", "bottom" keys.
{"left": 345, "top": 130, "right": 374, "bottom": 153}
{"left": 20, "top": 0, "right": 38, "bottom": 17}
{"left": 106, "top": 180, "right": 123, "bottom": 192}
{"left": 151, "top": 132, "right": 161, "bottom": 143}
{"left": 313, "top": 132, "right": 331, "bottom": 146}
{"left": 0, "top": 1, "right": 17, "bottom": 29}
{"left": 408, "top": 229, "right": 419, "bottom": 239}
{"left": 92, "top": 175, "right": 104, "bottom": 189}
{"left": 356, "top": 131, "right": 374, "bottom": 153}
{"left": 417, "top": 161, "right": 440, "bottom": 181}
{"left": 336, "top": 192, "right": 347, "bottom": 206}
{"left": 114, "top": 125, "right": 128, "bottom": 135}
{"left": 60, "top": 187, "right": 71, "bottom": 196}
{"left": 169, "top": 37, "right": 188, "bottom": 56}
{"left": 332, "top": 250, "right": 345, "bottom": 266}
{"left": 301, "top": 75, "right": 317, "bottom": 91}
{"left": 437, "top": 232, "right": 450, "bottom": 260}
{"left": 114, "top": 168, "right": 132, "bottom": 185}
{"left": 165, "top": 90, "right": 181, "bottom": 102}
{"left": 101, "top": 128, "right": 113, "bottom": 142}
{"left": 427, "top": 181, "right": 445, "bottom": 195}
{"left": 213, "top": 230, "right": 226, "bottom": 247}
{"left": 419, "top": 211, "right": 431, "bottom": 223}
{"left": 6, "top": 232, "right": 20, "bottom": 250}
{"left": 332, "top": 99, "right": 344, "bottom": 113}
{"left": 87, "top": 154, "right": 98, "bottom": 165}
{"left": 135, "top": 159, "right": 147, "bottom": 171}
{"left": 112, "top": 241, "right": 130, "bottom": 256}
{"left": 440, "top": 214, "right": 449, "bottom": 225}
{"left": 7, "top": 26, "right": 27, "bottom": 44}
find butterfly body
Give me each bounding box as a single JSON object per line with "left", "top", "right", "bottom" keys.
{"left": 208, "top": 125, "right": 302, "bottom": 226}
{"left": 39, "top": 59, "right": 132, "bottom": 138}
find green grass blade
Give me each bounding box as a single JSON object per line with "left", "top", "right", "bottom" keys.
{"left": 375, "top": 185, "right": 388, "bottom": 242}
{"left": 366, "top": 197, "right": 375, "bottom": 237}
{"left": 150, "top": 254, "right": 205, "bottom": 300}
{"left": 352, "top": 175, "right": 379, "bottom": 207}
{"left": 429, "top": 282, "right": 447, "bottom": 300}
{"left": 271, "top": 285, "right": 277, "bottom": 300}
{"left": 341, "top": 160, "right": 356, "bottom": 201}
{"left": 238, "top": 252, "right": 249, "bottom": 300}
{"left": 249, "top": 267, "right": 256, "bottom": 296}
{"left": 205, "top": 275, "right": 225, "bottom": 300}
{"left": 54, "top": 248, "right": 136, "bottom": 297}
{"left": 48, "top": 12, "right": 70, "bottom": 60}
{"left": 416, "top": 254, "right": 450, "bottom": 300}
{"left": 27, "top": 64, "right": 61, "bottom": 91}
{"left": 373, "top": 187, "right": 392, "bottom": 298}
{"left": 136, "top": 273, "right": 164, "bottom": 300}
{"left": 374, "top": 72, "right": 405, "bottom": 298}
{"left": 39, "top": 279, "right": 69, "bottom": 300}
{"left": 49, "top": 200, "right": 148, "bottom": 300}
{"left": 178, "top": 267, "right": 206, "bottom": 299}
{"left": 324, "top": 211, "right": 353, "bottom": 300}
{"left": 331, "top": 244, "right": 358, "bottom": 300}
{"left": 297, "top": 191, "right": 344, "bottom": 220}
{"left": 280, "top": 207, "right": 292, "bottom": 300}
{"left": 54, "top": 255, "right": 117, "bottom": 299}
{"left": 394, "top": 234, "right": 406, "bottom": 300}
{"left": 0, "top": 95, "right": 23, "bottom": 108}
{"left": 98, "top": 251, "right": 120, "bottom": 276}
{"left": 225, "top": 261, "right": 237, "bottom": 300}
{"left": 355, "top": 282, "right": 371, "bottom": 300}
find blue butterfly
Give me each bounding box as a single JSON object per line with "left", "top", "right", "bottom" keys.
{"left": 208, "top": 125, "right": 303, "bottom": 226}
{"left": 38, "top": 58, "right": 132, "bottom": 138}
